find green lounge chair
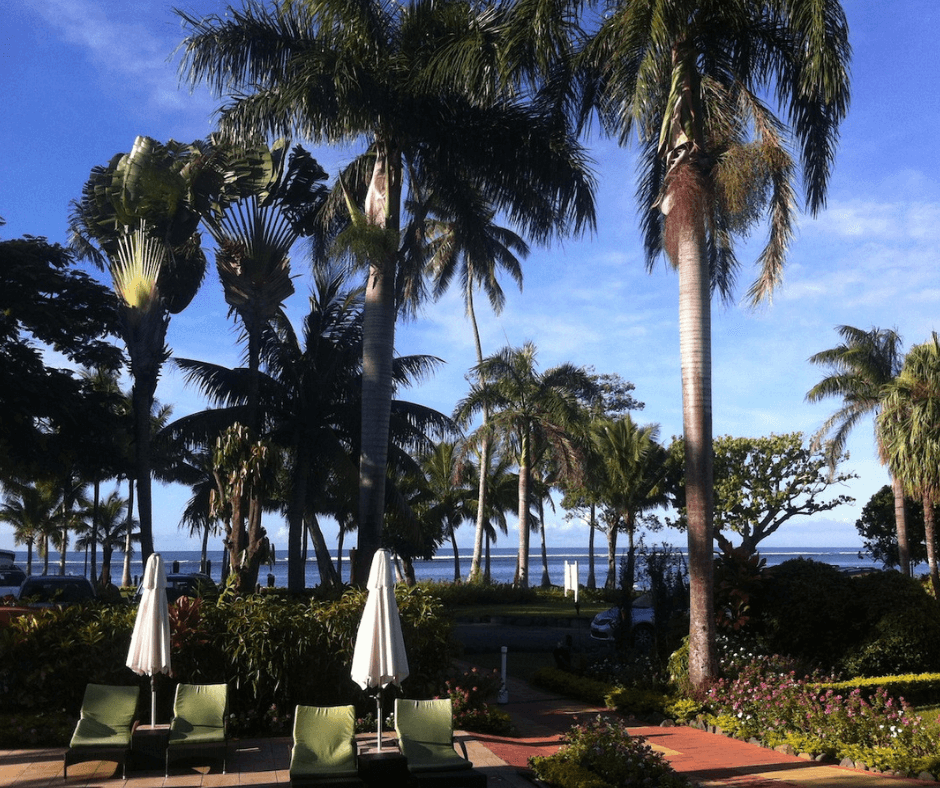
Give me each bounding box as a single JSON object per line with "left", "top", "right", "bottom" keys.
{"left": 165, "top": 683, "right": 228, "bottom": 776}
{"left": 64, "top": 683, "right": 139, "bottom": 779}
{"left": 290, "top": 705, "right": 364, "bottom": 786}
{"left": 394, "top": 699, "right": 486, "bottom": 787}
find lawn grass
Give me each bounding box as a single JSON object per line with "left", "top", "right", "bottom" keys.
{"left": 454, "top": 600, "right": 608, "bottom": 620}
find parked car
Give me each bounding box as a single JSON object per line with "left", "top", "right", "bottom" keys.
{"left": 16, "top": 575, "right": 96, "bottom": 607}
{"left": 590, "top": 601, "right": 655, "bottom": 651}
{"left": 134, "top": 572, "right": 217, "bottom": 604}
{"left": 0, "top": 566, "right": 27, "bottom": 598}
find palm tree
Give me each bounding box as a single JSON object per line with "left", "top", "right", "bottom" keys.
{"left": 456, "top": 343, "right": 596, "bottom": 587}
{"left": 592, "top": 415, "right": 669, "bottom": 591}
{"left": 807, "top": 326, "right": 909, "bottom": 574}
{"left": 74, "top": 490, "right": 136, "bottom": 587}
{"left": 878, "top": 334, "right": 940, "bottom": 597}
{"left": 0, "top": 482, "right": 61, "bottom": 575}
{"left": 70, "top": 137, "right": 208, "bottom": 565}
{"left": 196, "top": 138, "right": 330, "bottom": 433}
{"left": 426, "top": 204, "right": 528, "bottom": 582}
{"left": 176, "top": 0, "right": 595, "bottom": 583}
{"left": 419, "top": 441, "right": 477, "bottom": 582}
{"left": 169, "top": 266, "right": 452, "bottom": 591}
{"left": 583, "top": 0, "right": 850, "bottom": 686}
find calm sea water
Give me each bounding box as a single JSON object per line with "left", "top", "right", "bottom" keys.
{"left": 7, "top": 545, "right": 882, "bottom": 589}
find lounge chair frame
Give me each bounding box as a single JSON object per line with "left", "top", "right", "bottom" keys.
{"left": 394, "top": 698, "right": 486, "bottom": 787}
{"left": 165, "top": 683, "right": 229, "bottom": 776}
{"left": 63, "top": 683, "right": 139, "bottom": 780}
{"left": 289, "top": 704, "right": 364, "bottom": 787}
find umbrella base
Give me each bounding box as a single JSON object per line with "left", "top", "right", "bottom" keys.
{"left": 358, "top": 751, "right": 408, "bottom": 788}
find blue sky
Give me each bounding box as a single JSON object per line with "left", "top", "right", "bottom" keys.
{"left": 1, "top": 0, "right": 938, "bottom": 557}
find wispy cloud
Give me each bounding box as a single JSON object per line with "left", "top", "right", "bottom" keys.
{"left": 15, "top": 0, "right": 213, "bottom": 122}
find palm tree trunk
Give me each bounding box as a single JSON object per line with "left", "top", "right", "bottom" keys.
{"left": 923, "top": 492, "right": 939, "bottom": 597}
{"left": 671, "top": 161, "right": 718, "bottom": 686}
{"left": 468, "top": 287, "right": 490, "bottom": 583}
{"left": 587, "top": 505, "right": 596, "bottom": 590}
{"left": 287, "top": 453, "right": 310, "bottom": 592}
{"left": 539, "top": 498, "right": 550, "bottom": 588}
{"left": 306, "top": 513, "right": 339, "bottom": 588}
{"left": 356, "top": 143, "right": 402, "bottom": 585}
{"left": 605, "top": 525, "right": 618, "bottom": 590}
{"left": 90, "top": 481, "right": 100, "bottom": 586}
{"left": 892, "top": 475, "right": 911, "bottom": 576}
{"left": 450, "top": 525, "right": 461, "bottom": 582}
{"left": 132, "top": 379, "right": 156, "bottom": 566}
{"left": 122, "top": 479, "right": 134, "bottom": 587}
{"left": 516, "top": 440, "right": 531, "bottom": 588}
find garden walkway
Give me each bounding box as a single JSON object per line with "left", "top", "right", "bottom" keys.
{"left": 2, "top": 671, "right": 936, "bottom": 787}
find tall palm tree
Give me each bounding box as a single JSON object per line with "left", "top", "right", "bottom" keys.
{"left": 74, "top": 490, "right": 136, "bottom": 587}
{"left": 426, "top": 204, "right": 528, "bottom": 582}
{"left": 878, "top": 334, "right": 940, "bottom": 597}
{"left": 169, "top": 266, "right": 452, "bottom": 591}
{"left": 592, "top": 415, "right": 669, "bottom": 591}
{"left": 807, "top": 326, "right": 909, "bottom": 574}
{"left": 70, "top": 137, "right": 208, "bottom": 564}
{"left": 584, "top": 0, "right": 850, "bottom": 686}
{"left": 456, "top": 343, "right": 596, "bottom": 587}
{"left": 176, "top": 0, "right": 595, "bottom": 583}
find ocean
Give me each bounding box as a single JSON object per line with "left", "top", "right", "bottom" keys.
{"left": 7, "top": 545, "right": 882, "bottom": 589}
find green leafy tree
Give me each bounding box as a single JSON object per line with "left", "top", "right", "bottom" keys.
{"left": 0, "top": 237, "right": 122, "bottom": 482}
{"left": 176, "top": 0, "right": 595, "bottom": 583}
{"left": 0, "top": 482, "right": 62, "bottom": 575}
{"left": 585, "top": 0, "right": 851, "bottom": 686}
{"left": 70, "top": 136, "right": 208, "bottom": 564}
{"left": 856, "top": 485, "right": 929, "bottom": 570}
{"left": 669, "top": 432, "right": 856, "bottom": 556}
{"left": 74, "top": 490, "right": 137, "bottom": 587}
{"left": 456, "top": 343, "right": 596, "bottom": 587}
{"left": 878, "top": 334, "right": 940, "bottom": 596}
{"left": 807, "top": 325, "right": 910, "bottom": 574}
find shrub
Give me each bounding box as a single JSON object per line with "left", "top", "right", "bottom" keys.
{"left": 530, "top": 715, "right": 692, "bottom": 788}
{"left": 838, "top": 571, "right": 940, "bottom": 677}
{"left": 440, "top": 667, "right": 514, "bottom": 735}
{"left": 752, "top": 558, "right": 853, "bottom": 671}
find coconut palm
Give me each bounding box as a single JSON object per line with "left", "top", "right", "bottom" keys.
{"left": 592, "top": 415, "right": 669, "bottom": 591}
{"left": 878, "top": 334, "right": 940, "bottom": 597}
{"left": 70, "top": 137, "right": 208, "bottom": 564}
{"left": 0, "top": 482, "right": 62, "bottom": 575}
{"left": 74, "top": 490, "right": 136, "bottom": 587}
{"left": 176, "top": 0, "right": 595, "bottom": 583}
{"left": 456, "top": 343, "right": 596, "bottom": 587}
{"left": 807, "top": 326, "right": 909, "bottom": 574}
{"left": 427, "top": 205, "right": 528, "bottom": 582}
{"left": 169, "top": 265, "right": 452, "bottom": 591}
{"left": 583, "top": 0, "right": 850, "bottom": 686}
{"left": 418, "top": 441, "right": 477, "bottom": 582}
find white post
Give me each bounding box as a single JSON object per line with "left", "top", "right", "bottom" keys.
{"left": 498, "top": 646, "right": 509, "bottom": 704}
{"left": 573, "top": 561, "right": 579, "bottom": 604}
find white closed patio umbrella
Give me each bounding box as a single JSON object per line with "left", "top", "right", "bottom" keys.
{"left": 350, "top": 549, "right": 409, "bottom": 751}
{"left": 126, "top": 553, "right": 172, "bottom": 726}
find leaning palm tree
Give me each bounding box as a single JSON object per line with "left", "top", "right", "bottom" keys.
{"left": 176, "top": 0, "right": 595, "bottom": 583}
{"left": 807, "top": 326, "right": 909, "bottom": 574}
{"left": 878, "top": 334, "right": 940, "bottom": 597}
{"left": 583, "top": 0, "right": 851, "bottom": 686}
{"left": 70, "top": 137, "right": 208, "bottom": 564}
{"left": 456, "top": 343, "right": 596, "bottom": 587}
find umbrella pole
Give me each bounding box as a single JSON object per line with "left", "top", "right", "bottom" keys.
{"left": 376, "top": 692, "right": 382, "bottom": 752}
{"left": 151, "top": 675, "right": 157, "bottom": 727}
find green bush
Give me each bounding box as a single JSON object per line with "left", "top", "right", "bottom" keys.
{"left": 753, "top": 558, "right": 854, "bottom": 670}
{"left": 530, "top": 715, "right": 692, "bottom": 788}
{"left": 531, "top": 667, "right": 613, "bottom": 706}
{"left": 441, "top": 667, "right": 514, "bottom": 735}
{"left": 838, "top": 572, "right": 940, "bottom": 677}
{"left": 0, "top": 585, "right": 454, "bottom": 736}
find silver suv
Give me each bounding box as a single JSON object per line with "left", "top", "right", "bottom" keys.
{"left": 590, "top": 603, "right": 655, "bottom": 651}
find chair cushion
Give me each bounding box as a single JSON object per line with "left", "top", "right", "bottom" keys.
{"left": 70, "top": 684, "right": 138, "bottom": 749}
{"left": 290, "top": 705, "right": 358, "bottom": 777}
{"left": 395, "top": 699, "right": 473, "bottom": 772}
{"left": 168, "top": 683, "right": 227, "bottom": 745}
